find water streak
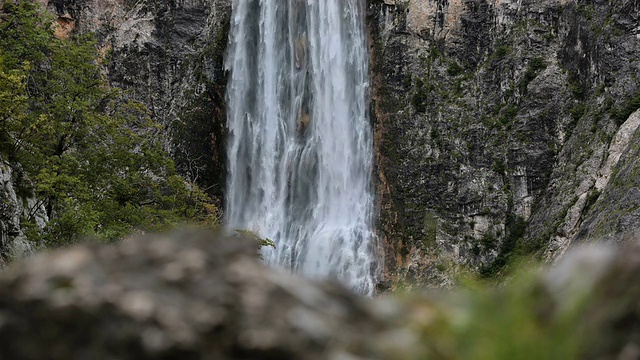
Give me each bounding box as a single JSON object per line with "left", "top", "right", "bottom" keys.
{"left": 225, "top": 0, "right": 378, "bottom": 295}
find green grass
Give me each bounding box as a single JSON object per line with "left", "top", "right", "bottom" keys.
{"left": 393, "top": 264, "right": 590, "bottom": 360}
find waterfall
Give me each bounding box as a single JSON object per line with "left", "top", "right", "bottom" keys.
{"left": 225, "top": 0, "right": 378, "bottom": 295}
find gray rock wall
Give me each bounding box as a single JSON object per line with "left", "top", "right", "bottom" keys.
{"left": 47, "top": 0, "right": 231, "bottom": 198}
{"left": 368, "top": 0, "right": 640, "bottom": 286}
{"left": 0, "top": 161, "right": 47, "bottom": 265}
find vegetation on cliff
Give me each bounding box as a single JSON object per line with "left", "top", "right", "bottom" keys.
{"left": 0, "top": 0, "right": 219, "bottom": 251}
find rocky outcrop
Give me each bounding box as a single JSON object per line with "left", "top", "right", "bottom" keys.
{"left": 0, "top": 229, "right": 637, "bottom": 359}
{"left": 368, "top": 0, "right": 640, "bottom": 286}
{"left": 0, "top": 229, "right": 388, "bottom": 359}
{"left": 45, "top": 0, "right": 231, "bottom": 199}
{"left": 0, "top": 160, "right": 47, "bottom": 265}
{"left": 574, "top": 110, "right": 640, "bottom": 246}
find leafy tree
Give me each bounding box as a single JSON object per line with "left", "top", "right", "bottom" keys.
{"left": 0, "top": 0, "right": 219, "bottom": 248}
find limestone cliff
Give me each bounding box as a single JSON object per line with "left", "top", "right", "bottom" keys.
{"left": 35, "top": 0, "right": 640, "bottom": 287}
{"left": 0, "top": 161, "right": 47, "bottom": 266}
{"left": 45, "top": 0, "right": 231, "bottom": 199}
{"left": 369, "top": 0, "right": 640, "bottom": 286}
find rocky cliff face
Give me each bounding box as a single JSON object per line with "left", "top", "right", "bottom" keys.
{"left": 45, "top": 0, "right": 231, "bottom": 199}
{"left": 368, "top": 0, "right": 640, "bottom": 286}
{"left": 0, "top": 161, "right": 47, "bottom": 266}
{"left": 33, "top": 0, "right": 640, "bottom": 287}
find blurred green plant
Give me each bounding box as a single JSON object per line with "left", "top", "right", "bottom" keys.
{"left": 390, "top": 264, "right": 588, "bottom": 360}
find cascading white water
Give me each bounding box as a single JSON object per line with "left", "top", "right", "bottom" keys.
{"left": 225, "top": 0, "right": 378, "bottom": 295}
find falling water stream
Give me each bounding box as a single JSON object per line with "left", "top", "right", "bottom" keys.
{"left": 225, "top": 0, "right": 377, "bottom": 295}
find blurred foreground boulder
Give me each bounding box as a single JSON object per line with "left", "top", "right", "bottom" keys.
{"left": 0, "top": 230, "right": 386, "bottom": 359}
{"left": 0, "top": 229, "right": 637, "bottom": 359}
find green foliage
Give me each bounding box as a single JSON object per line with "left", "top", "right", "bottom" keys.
{"left": 480, "top": 214, "right": 527, "bottom": 277}
{"left": 422, "top": 211, "right": 437, "bottom": 248}
{"left": 492, "top": 158, "right": 506, "bottom": 176}
{"left": 0, "top": 0, "right": 219, "bottom": 247}
{"left": 494, "top": 45, "right": 511, "bottom": 59}
{"left": 568, "top": 74, "right": 585, "bottom": 100}
{"left": 442, "top": 271, "right": 583, "bottom": 360}
{"left": 232, "top": 229, "right": 276, "bottom": 259}
{"left": 520, "top": 57, "right": 547, "bottom": 92}
{"left": 609, "top": 91, "right": 640, "bottom": 126}
{"left": 529, "top": 57, "right": 546, "bottom": 73}
{"left": 394, "top": 263, "right": 616, "bottom": 360}
{"left": 233, "top": 229, "right": 276, "bottom": 249}
{"left": 583, "top": 189, "right": 601, "bottom": 215}
{"left": 479, "top": 232, "right": 497, "bottom": 250}
{"left": 412, "top": 77, "right": 431, "bottom": 113}
{"left": 446, "top": 61, "right": 463, "bottom": 77}
{"left": 498, "top": 104, "right": 518, "bottom": 128}
{"left": 570, "top": 102, "right": 586, "bottom": 121}
{"left": 503, "top": 104, "right": 518, "bottom": 120}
